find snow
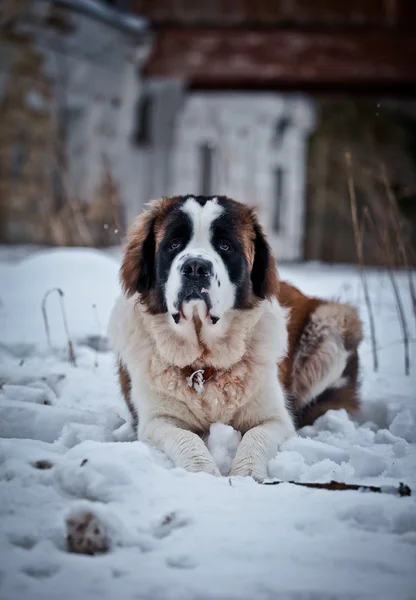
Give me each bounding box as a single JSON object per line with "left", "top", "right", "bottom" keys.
{"left": 0, "top": 248, "right": 120, "bottom": 347}
{"left": 0, "top": 247, "right": 416, "bottom": 600}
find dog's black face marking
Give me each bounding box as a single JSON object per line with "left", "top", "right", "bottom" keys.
{"left": 205, "top": 198, "right": 271, "bottom": 303}
{"left": 137, "top": 221, "right": 156, "bottom": 294}
{"left": 155, "top": 209, "right": 192, "bottom": 309}
{"left": 251, "top": 222, "right": 270, "bottom": 300}
{"left": 209, "top": 199, "right": 252, "bottom": 309}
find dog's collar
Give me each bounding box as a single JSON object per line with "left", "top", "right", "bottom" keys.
{"left": 182, "top": 365, "right": 217, "bottom": 396}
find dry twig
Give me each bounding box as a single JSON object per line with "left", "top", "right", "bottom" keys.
{"left": 262, "top": 480, "right": 411, "bottom": 497}
{"left": 41, "top": 288, "right": 76, "bottom": 366}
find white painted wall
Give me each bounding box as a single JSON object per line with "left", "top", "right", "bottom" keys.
{"left": 169, "top": 93, "right": 315, "bottom": 261}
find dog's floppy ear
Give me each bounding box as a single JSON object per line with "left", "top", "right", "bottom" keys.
{"left": 120, "top": 208, "right": 156, "bottom": 297}
{"left": 251, "top": 219, "right": 279, "bottom": 299}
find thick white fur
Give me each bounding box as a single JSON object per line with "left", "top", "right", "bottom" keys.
{"left": 108, "top": 295, "right": 295, "bottom": 481}
{"left": 165, "top": 197, "right": 236, "bottom": 322}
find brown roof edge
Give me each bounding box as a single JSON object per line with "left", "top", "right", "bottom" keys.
{"left": 142, "top": 28, "right": 416, "bottom": 89}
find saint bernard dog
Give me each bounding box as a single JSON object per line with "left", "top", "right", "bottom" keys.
{"left": 108, "top": 195, "right": 362, "bottom": 481}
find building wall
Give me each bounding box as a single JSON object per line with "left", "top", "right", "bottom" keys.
{"left": 0, "top": 1, "right": 148, "bottom": 245}
{"left": 168, "top": 93, "right": 314, "bottom": 261}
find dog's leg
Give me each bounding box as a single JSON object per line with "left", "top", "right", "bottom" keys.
{"left": 229, "top": 419, "right": 294, "bottom": 481}
{"left": 142, "top": 417, "right": 221, "bottom": 476}
{"left": 129, "top": 373, "right": 220, "bottom": 476}
{"left": 230, "top": 372, "right": 295, "bottom": 481}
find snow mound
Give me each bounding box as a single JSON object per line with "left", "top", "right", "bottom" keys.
{"left": 206, "top": 423, "right": 242, "bottom": 475}
{"left": 0, "top": 248, "right": 120, "bottom": 347}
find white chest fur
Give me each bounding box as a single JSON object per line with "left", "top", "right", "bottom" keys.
{"left": 148, "top": 353, "right": 260, "bottom": 427}
{"left": 108, "top": 294, "right": 289, "bottom": 431}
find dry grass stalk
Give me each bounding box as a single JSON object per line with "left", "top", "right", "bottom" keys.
{"left": 41, "top": 287, "right": 76, "bottom": 366}
{"left": 345, "top": 152, "right": 379, "bottom": 372}
{"left": 363, "top": 205, "right": 411, "bottom": 376}
{"left": 380, "top": 164, "right": 416, "bottom": 325}
{"left": 387, "top": 269, "right": 411, "bottom": 376}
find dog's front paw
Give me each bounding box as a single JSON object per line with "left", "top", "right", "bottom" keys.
{"left": 229, "top": 462, "right": 268, "bottom": 482}
{"left": 182, "top": 459, "right": 221, "bottom": 477}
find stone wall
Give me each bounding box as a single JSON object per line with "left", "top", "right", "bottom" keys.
{"left": 0, "top": 0, "right": 149, "bottom": 245}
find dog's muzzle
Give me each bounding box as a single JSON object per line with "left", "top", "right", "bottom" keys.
{"left": 172, "top": 257, "right": 219, "bottom": 325}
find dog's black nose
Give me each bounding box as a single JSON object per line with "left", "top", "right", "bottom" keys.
{"left": 182, "top": 257, "right": 213, "bottom": 280}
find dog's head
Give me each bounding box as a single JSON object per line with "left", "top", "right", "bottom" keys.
{"left": 121, "top": 195, "right": 279, "bottom": 327}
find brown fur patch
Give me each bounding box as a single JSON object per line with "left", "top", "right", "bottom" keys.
{"left": 120, "top": 197, "right": 180, "bottom": 311}
{"left": 297, "top": 378, "right": 360, "bottom": 428}
{"left": 118, "top": 360, "right": 137, "bottom": 430}
{"left": 278, "top": 282, "right": 323, "bottom": 391}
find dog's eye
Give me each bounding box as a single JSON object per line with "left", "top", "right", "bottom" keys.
{"left": 168, "top": 239, "right": 182, "bottom": 251}
{"left": 218, "top": 240, "right": 232, "bottom": 252}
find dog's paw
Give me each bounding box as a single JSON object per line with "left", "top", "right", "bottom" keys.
{"left": 66, "top": 511, "right": 109, "bottom": 555}
{"left": 229, "top": 463, "right": 268, "bottom": 483}
{"left": 182, "top": 460, "right": 221, "bottom": 477}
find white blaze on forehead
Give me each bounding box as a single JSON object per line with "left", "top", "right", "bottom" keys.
{"left": 181, "top": 197, "right": 224, "bottom": 247}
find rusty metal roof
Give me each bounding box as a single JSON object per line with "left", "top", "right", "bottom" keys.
{"left": 142, "top": 27, "right": 416, "bottom": 90}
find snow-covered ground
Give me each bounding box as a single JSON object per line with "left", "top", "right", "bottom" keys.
{"left": 0, "top": 246, "right": 415, "bottom": 600}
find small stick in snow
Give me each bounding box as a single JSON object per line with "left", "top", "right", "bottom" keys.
{"left": 41, "top": 288, "right": 76, "bottom": 366}
{"left": 262, "top": 480, "right": 412, "bottom": 497}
